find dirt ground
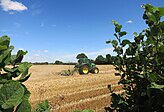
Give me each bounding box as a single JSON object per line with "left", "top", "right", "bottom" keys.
{"left": 24, "top": 65, "right": 121, "bottom": 112}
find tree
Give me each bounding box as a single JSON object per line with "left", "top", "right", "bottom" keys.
{"left": 105, "top": 4, "right": 164, "bottom": 112}
{"left": 95, "top": 55, "right": 106, "bottom": 64}
{"left": 106, "top": 54, "right": 112, "bottom": 64}
{"left": 76, "top": 53, "right": 88, "bottom": 59}
{"left": 55, "top": 60, "right": 63, "bottom": 64}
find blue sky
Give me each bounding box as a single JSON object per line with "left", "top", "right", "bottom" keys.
{"left": 0, "top": 0, "right": 164, "bottom": 62}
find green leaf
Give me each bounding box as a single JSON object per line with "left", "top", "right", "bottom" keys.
{"left": 106, "top": 40, "right": 111, "bottom": 44}
{"left": 11, "top": 50, "right": 28, "bottom": 65}
{"left": 119, "top": 31, "right": 127, "bottom": 37}
{"left": 112, "top": 20, "right": 122, "bottom": 33}
{"left": 0, "top": 36, "right": 10, "bottom": 47}
{"left": 112, "top": 20, "right": 119, "bottom": 26}
{"left": 147, "top": 12, "right": 157, "bottom": 22}
{"left": 159, "top": 45, "right": 164, "bottom": 52}
{"left": 18, "top": 62, "right": 32, "bottom": 82}
{"left": 114, "top": 33, "right": 118, "bottom": 39}
{"left": 0, "top": 45, "right": 7, "bottom": 51}
{"left": 18, "top": 62, "right": 32, "bottom": 72}
{"left": 114, "top": 46, "right": 123, "bottom": 55}
{"left": 0, "top": 81, "right": 24, "bottom": 109}
{"left": 106, "top": 40, "right": 118, "bottom": 48}
{"left": 121, "top": 39, "right": 130, "bottom": 47}
{"left": 35, "top": 100, "right": 50, "bottom": 112}
{"left": 158, "top": 7, "right": 164, "bottom": 16}
{"left": 150, "top": 82, "right": 164, "bottom": 90}
{"left": 16, "top": 100, "right": 31, "bottom": 112}
{"left": 115, "top": 24, "right": 122, "bottom": 33}
{"left": 18, "top": 74, "right": 31, "bottom": 82}
{"left": 111, "top": 40, "right": 118, "bottom": 47}
{"left": 0, "top": 49, "right": 11, "bottom": 68}
{"left": 3, "top": 67, "right": 18, "bottom": 73}
{"left": 21, "top": 85, "right": 31, "bottom": 101}
{"left": 133, "top": 32, "right": 138, "bottom": 37}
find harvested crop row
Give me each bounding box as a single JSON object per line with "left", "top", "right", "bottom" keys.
{"left": 24, "top": 65, "right": 120, "bottom": 111}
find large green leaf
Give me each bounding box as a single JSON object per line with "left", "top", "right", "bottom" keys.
{"left": 16, "top": 100, "right": 31, "bottom": 112}
{"left": 11, "top": 50, "right": 27, "bottom": 65}
{"left": 121, "top": 39, "right": 130, "bottom": 47}
{"left": 119, "top": 31, "right": 127, "bottom": 37}
{"left": 18, "top": 62, "right": 32, "bottom": 81}
{"left": 0, "top": 81, "right": 24, "bottom": 109}
{"left": 18, "top": 62, "right": 32, "bottom": 72}
{"left": 0, "top": 45, "right": 7, "bottom": 51}
{"left": 0, "top": 36, "right": 10, "bottom": 47}
{"left": 21, "top": 86, "right": 31, "bottom": 101}
{"left": 0, "top": 49, "right": 11, "bottom": 68}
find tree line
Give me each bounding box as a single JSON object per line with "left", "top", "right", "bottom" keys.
{"left": 30, "top": 53, "right": 114, "bottom": 65}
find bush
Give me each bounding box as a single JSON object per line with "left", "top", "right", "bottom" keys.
{"left": 105, "top": 4, "right": 164, "bottom": 112}
{"left": 0, "top": 35, "right": 50, "bottom": 112}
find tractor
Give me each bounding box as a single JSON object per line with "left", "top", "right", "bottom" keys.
{"left": 75, "top": 58, "right": 99, "bottom": 74}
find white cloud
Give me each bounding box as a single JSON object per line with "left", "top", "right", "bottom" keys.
{"left": 33, "top": 50, "right": 49, "bottom": 53}
{"left": 43, "top": 50, "right": 49, "bottom": 53}
{"left": 126, "top": 20, "right": 133, "bottom": 24}
{"left": 0, "top": 0, "right": 27, "bottom": 12}
{"left": 34, "top": 54, "right": 40, "bottom": 57}
{"left": 23, "top": 48, "right": 115, "bottom": 63}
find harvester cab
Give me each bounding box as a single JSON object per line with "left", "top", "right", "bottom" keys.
{"left": 75, "top": 58, "right": 99, "bottom": 74}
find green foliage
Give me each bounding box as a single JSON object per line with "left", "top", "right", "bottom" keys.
{"left": 105, "top": 4, "right": 164, "bottom": 112}
{"left": 0, "top": 35, "right": 50, "bottom": 112}
{"left": 0, "top": 35, "right": 32, "bottom": 111}
{"left": 54, "top": 60, "right": 63, "bottom": 65}
{"left": 95, "top": 55, "right": 107, "bottom": 64}
{"left": 60, "top": 68, "right": 78, "bottom": 76}
{"left": 33, "top": 100, "right": 50, "bottom": 112}
{"left": 94, "top": 54, "right": 113, "bottom": 64}
{"left": 76, "top": 53, "right": 88, "bottom": 59}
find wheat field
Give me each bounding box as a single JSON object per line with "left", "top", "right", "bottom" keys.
{"left": 24, "top": 65, "right": 122, "bottom": 112}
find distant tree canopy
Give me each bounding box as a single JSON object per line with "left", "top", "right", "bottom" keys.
{"left": 95, "top": 55, "right": 107, "bottom": 64}
{"left": 76, "top": 53, "right": 88, "bottom": 59}
{"left": 106, "top": 54, "right": 112, "bottom": 64}
{"left": 95, "top": 54, "right": 113, "bottom": 64}
{"left": 54, "top": 60, "right": 63, "bottom": 64}
{"left": 33, "top": 62, "right": 49, "bottom": 65}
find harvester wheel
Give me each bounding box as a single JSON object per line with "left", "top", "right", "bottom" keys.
{"left": 79, "top": 65, "right": 89, "bottom": 74}
{"left": 92, "top": 67, "right": 99, "bottom": 74}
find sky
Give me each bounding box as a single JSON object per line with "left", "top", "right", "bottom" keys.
{"left": 0, "top": 0, "right": 164, "bottom": 62}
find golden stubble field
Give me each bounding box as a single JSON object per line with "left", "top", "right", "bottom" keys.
{"left": 24, "top": 65, "right": 121, "bottom": 112}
